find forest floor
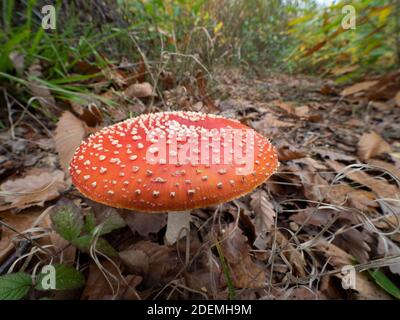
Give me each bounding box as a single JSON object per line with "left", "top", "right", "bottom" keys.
{"left": 0, "top": 66, "right": 400, "bottom": 299}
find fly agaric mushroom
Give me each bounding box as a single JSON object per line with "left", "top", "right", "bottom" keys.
{"left": 69, "top": 111, "right": 278, "bottom": 242}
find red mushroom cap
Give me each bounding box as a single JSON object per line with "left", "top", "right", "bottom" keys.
{"left": 69, "top": 111, "right": 278, "bottom": 212}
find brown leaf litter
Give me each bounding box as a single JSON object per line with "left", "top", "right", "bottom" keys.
{"left": 1, "top": 64, "right": 400, "bottom": 300}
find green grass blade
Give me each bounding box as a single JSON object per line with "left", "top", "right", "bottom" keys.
{"left": 215, "top": 240, "right": 236, "bottom": 300}
{"left": 368, "top": 268, "right": 400, "bottom": 300}
{"left": 2, "top": 0, "right": 15, "bottom": 34}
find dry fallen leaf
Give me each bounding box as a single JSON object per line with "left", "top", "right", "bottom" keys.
{"left": 28, "top": 62, "right": 57, "bottom": 111}
{"left": 0, "top": 170, "right": 68, "bottom": 211}
{"left": 313, "top": 240, "right": 391, "bottom": 299}
{"left": 326, "top": 160, "right": 399, "bottom": 199}
{"left": 119, "top": 210, "right": 167, "bottom": 238}
{"left": 294, "top": 157, "right": 327, "bottom": 171}
{"left": 0, "top": 208, "right": 43, "bottom": 265}
{"left": 219, "top": 224, "right": 266, "bottom": 288}
{"left": 81, "top": 261, "right": 142, "bottom": 300}
{"left": 119, "top": 241, "right": 179, "bottom": 288}
{"left": 389, "top": 152, "right": 400, "bottom": 167}
{"left": 54, "top": 111, "right": 88, "bottom": 172}
{"left": 70, "top": 102, "right": 103, "bottom": 127}
{"left": 352, "top": 273, "right": 392, "bottom": 300}
{"left": 326, "top": 184, "right": 378, "bottom": 212}
{"left": 319, "top": 275, "right": 346, "bottom": 299}
{"left": 368, "top": 159, "right": 400, "bottom": 180}
{"left": 119, "top": 249, "right": 149, "bottom": 275}
{"left": 250, "top": 190, "right": 275, "bottom": 249}
{"left": 334, "top": 228, "right": 371, "bottom": 264}
{"left": 277, "top": 146, "right": 306, "bottom": 161}
{"left": 314, "top": 240, "right": 353, "bottom": 267}
{"left": 185, "top": 268, "right": 219, "bottom": 297}
{"left": 395, "top": 91, "right": 400, "bottom": 107}
{"left": 81, "top": 261, "right": 116, "bottom": 300}
{"left": 357, "top": 131, "right": 392, "bottom": 161}
{"left": 290, "top": 207, "right": 340, "bottom": 228}
{"left": 124, "top": 82, "right": 153, "bottom": 98}
{"left": 295, "top": 105, "right": 310, "bottom": 118}
{"left": 227, "top": 254, "right": 266, "bottom": 289}
{"left": 366, "top": 70, "right": 400, "bottom": 101}
{"left": 252, "top": 113, "right": 296, "bottom": 137}
{"left": 274, "top": 100, "right": 296, "bottom": 115}
{"left": 274, "top": 101, "right": 310, "bottom": 119}
{"left": 314, "top": 148, "right": 356, "bottom": 162}
{"left": 260, "top": 114, "right": 295, "bottom": 128}
{"left": 269, "top": 230, "right": 306, "bottom": 277}
{"left": 331, "top": 65, "right": 358, "bottom": 76}
{"left": 301, "top": 172, "right": 330, "bottom": 202}
{"left": 286, "top": 162, "right": 330, "bottom": 201}
{"left": 340, "top": 81, "right": 378, "bottom": 96}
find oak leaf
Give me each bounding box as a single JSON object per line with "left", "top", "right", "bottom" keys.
{"left": 357, "top": 131, "right": 391, "bottom": 161}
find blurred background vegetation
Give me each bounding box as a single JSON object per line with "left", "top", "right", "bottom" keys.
{"left": 0, "top": 0, "right": 398, "bottom": 117}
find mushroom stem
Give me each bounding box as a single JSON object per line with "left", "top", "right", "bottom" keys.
{"left": 165, "top": 210, "right": 191, "bottom": 245}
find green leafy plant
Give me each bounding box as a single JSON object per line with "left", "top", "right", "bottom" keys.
{"left": 35, "top": 264, "right": 85, "bottom": 291}
{"left": 50, "top": 205, "right": 126, "bottom": 258}
{"left": 0, "top": 273, "right": 32, "bottom": 300}
{"left": 0, "top": 204, "right": 126, "bottom": 300}
{"left": 0, "top": 265, "right": 85, "bottom": 300}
